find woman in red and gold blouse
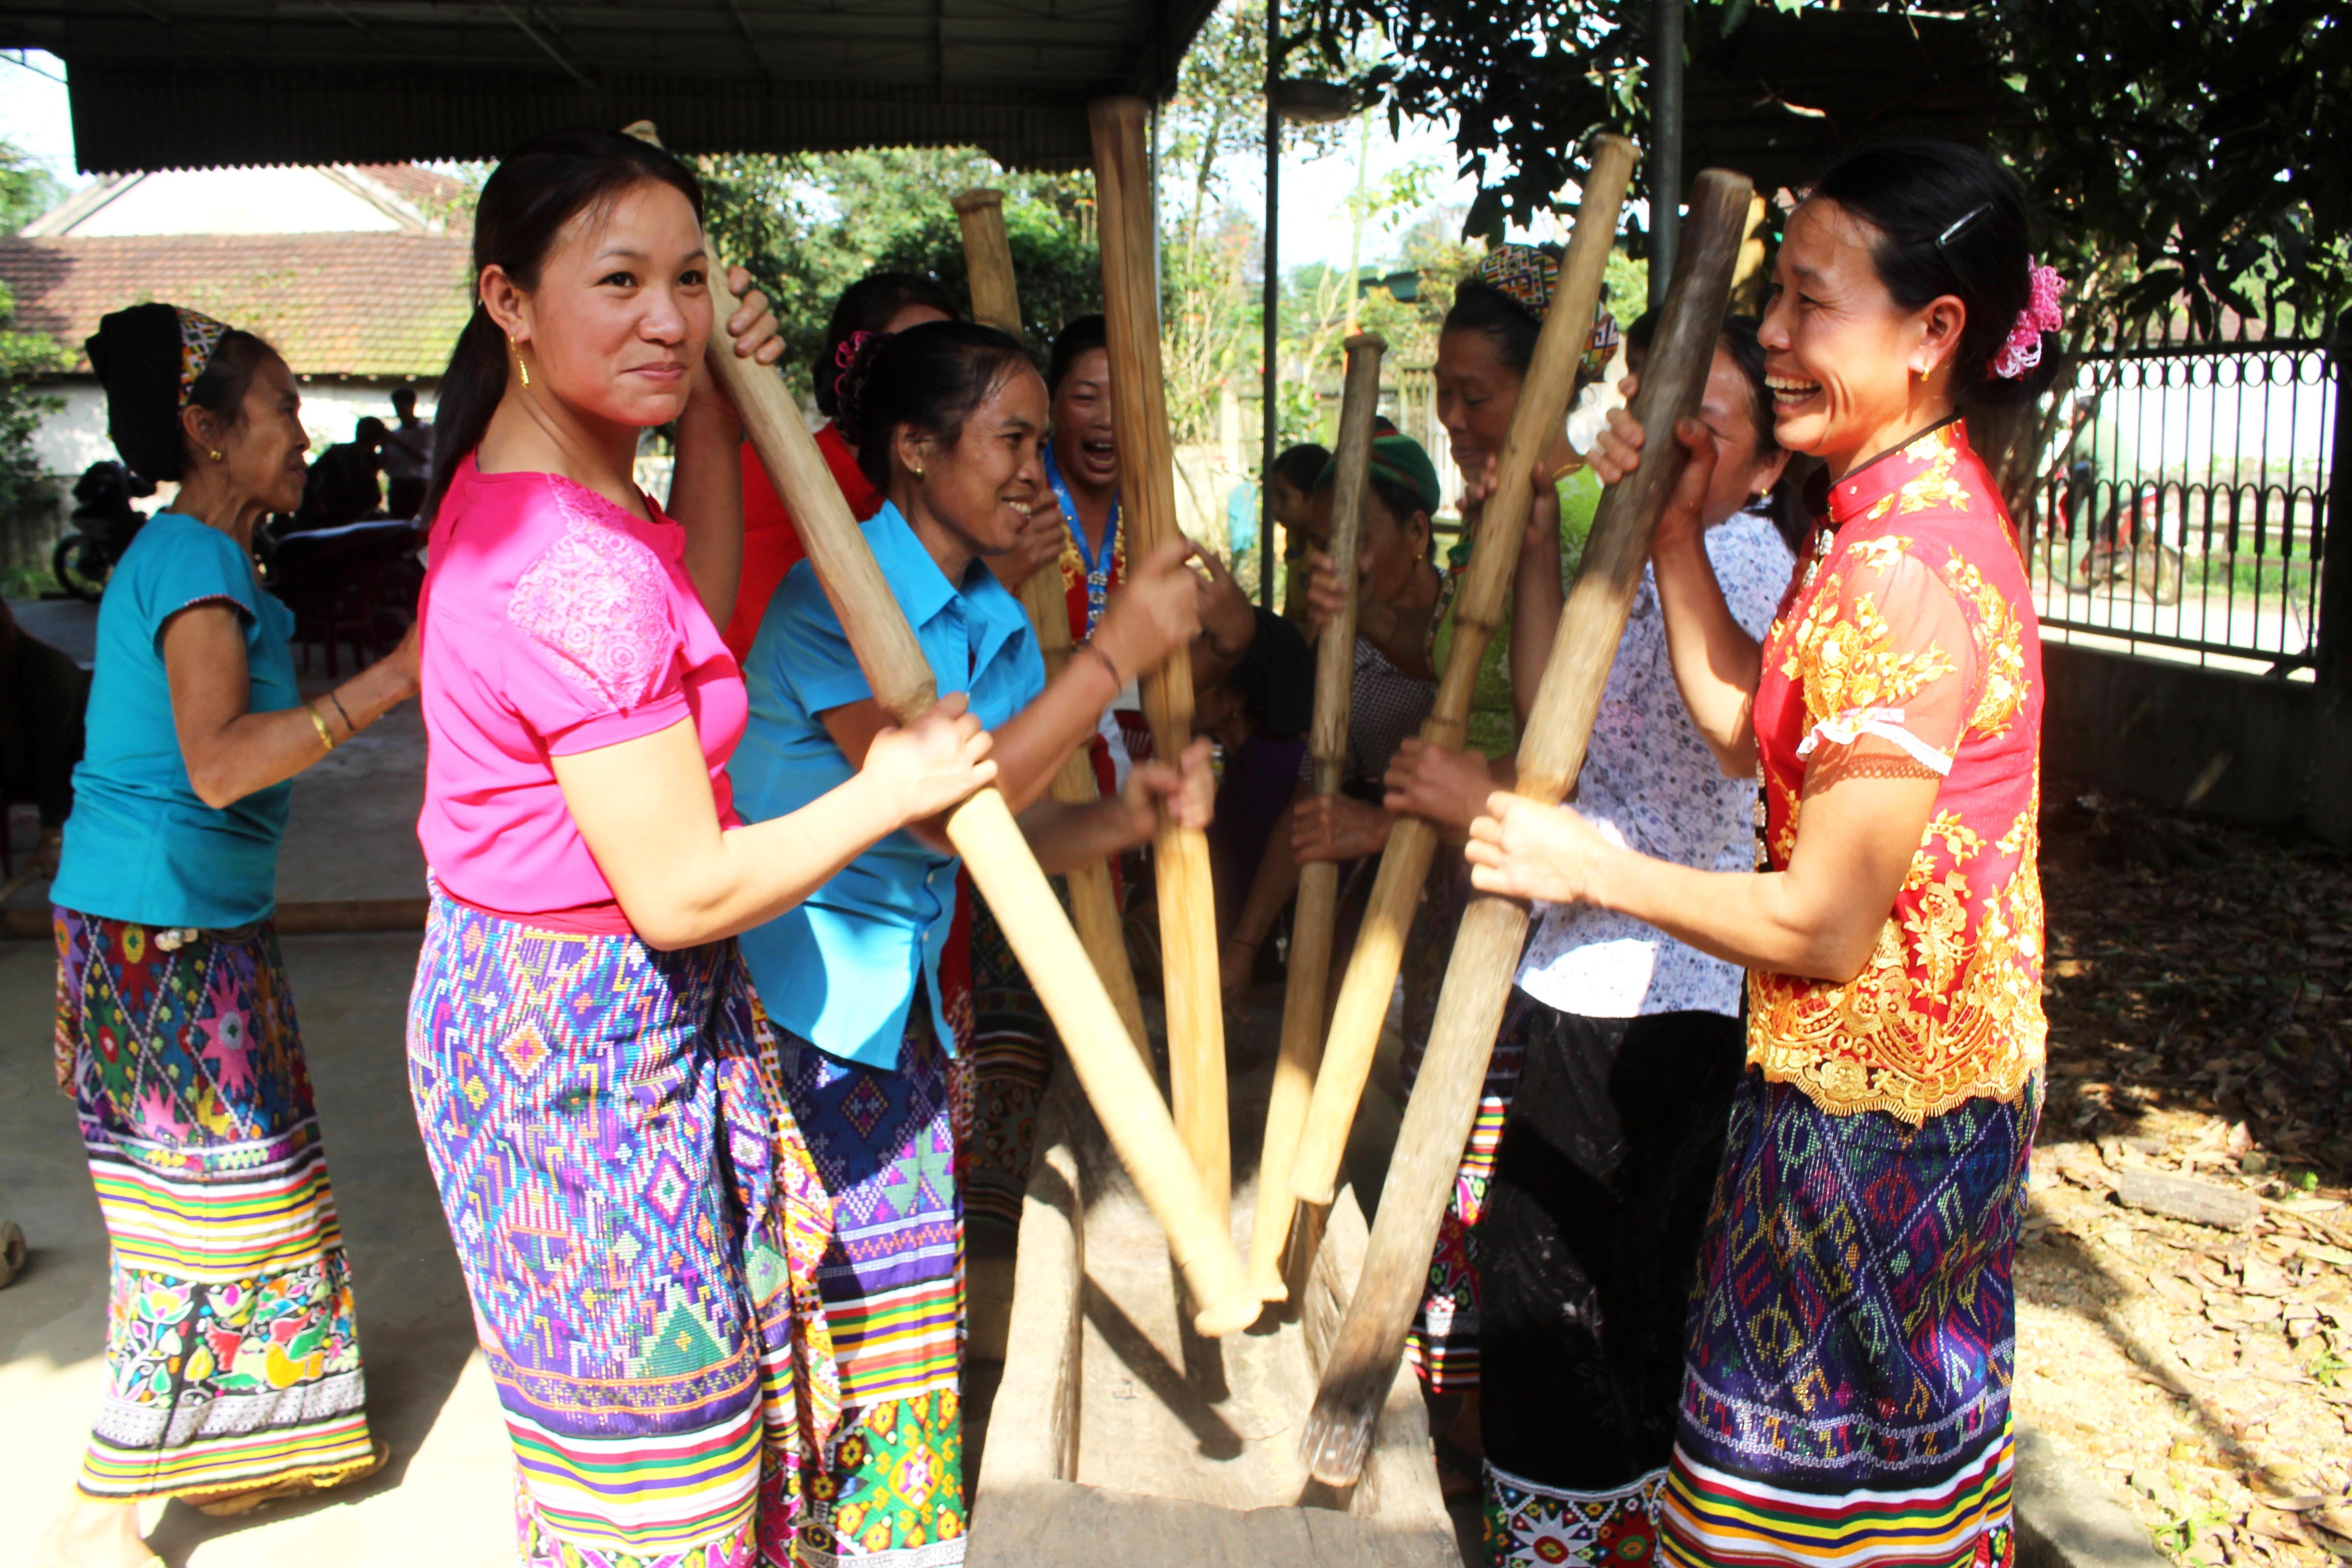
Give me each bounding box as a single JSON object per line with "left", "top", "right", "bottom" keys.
{"left": 1465, "top": 141, "right": 2061, "bottom": 1568}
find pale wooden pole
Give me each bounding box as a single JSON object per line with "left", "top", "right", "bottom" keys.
{"left": 1089, "top": 96, "right": 1231, "bottom": 1228}
{"left": 1247, "top": 330, "right": 1384, "bottom": 1303}
{"left": 953, "top": 186, "right": 1153, "bottom": 1061}
{"left": 622, "top": 125, "right": 1259, "bottom": 1338}
{"left": 1286, "top": 135, "right": 1639, "bottom": 1214}
{"left": 1299, "top": 169, "right": 1758, "bottom": 1484}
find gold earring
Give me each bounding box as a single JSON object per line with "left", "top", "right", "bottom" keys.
{"left": 511, "top": 335, "right": 530, "bottom": 388}
{"left": 208, "top": 448, "right": 224, "bottom": 462}
{"left": 911, "top": 464, "right": 924, "bottom": 480}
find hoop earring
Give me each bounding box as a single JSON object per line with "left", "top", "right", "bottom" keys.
{"left": 511, "top": 335, "right": 530, "bottom": 388}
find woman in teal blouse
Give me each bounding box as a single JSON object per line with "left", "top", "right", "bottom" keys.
{"left": 41, "top": 303, "right": 417, "bottom": 1568}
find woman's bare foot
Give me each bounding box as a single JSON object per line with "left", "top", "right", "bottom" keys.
{"left": 34, "top": 1495, "right": 158, "bottom": 1568}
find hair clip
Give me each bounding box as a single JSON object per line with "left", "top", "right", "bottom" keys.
{"left": 1935, "top": 202, "right": 1993, "bottom": 251}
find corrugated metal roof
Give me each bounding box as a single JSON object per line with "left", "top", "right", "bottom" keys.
{"left": 0, "top": 232, "right": 473, "bottom": 378}
{"left": 0, "top": 0, "right": 1219, "bottom": 174}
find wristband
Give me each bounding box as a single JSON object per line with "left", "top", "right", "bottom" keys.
{"left": 328, "top": 691, "right": 358, "bottom": 734}
{"left": 1080, "top": 640, "right": 1125, "bottom": 691}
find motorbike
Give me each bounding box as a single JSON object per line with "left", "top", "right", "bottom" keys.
{"left": 51, "top": 460, "right": 156, "bottom": 600}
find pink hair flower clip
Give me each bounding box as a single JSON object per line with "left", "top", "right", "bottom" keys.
{"left": 1992, "top": 263, "right": 2066, "bottom": 380}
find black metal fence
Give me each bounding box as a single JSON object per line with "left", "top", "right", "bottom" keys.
{"left": 2025, "top": 309, "right": 2343, "bottom": 677}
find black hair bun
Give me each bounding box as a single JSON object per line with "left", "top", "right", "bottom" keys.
{"left": 86, "top": 302, "right": 188, "bottom": 481}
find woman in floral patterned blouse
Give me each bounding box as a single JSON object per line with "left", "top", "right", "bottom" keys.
{"left": 1466, "top": 141, "right": 2062, "bottom": 1568}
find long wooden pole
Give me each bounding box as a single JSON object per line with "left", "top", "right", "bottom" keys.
{"left": 1090, "top": 96, "right": 1231, "bottom": 1230}
{"left": 1286, "top": 135, "right": 1638, "bottom": 1214}
{"left": 1248, "top": 331, "right": 1384, "bottom": 1303}
{"left": 623, "top": 125, "right": 1259, "bottom": 1339}
{"left": 1299, "top": 169, "right": 1757, "bottom": 1484}
{"left": 953, "top": 186, "right": 1153, "bottom": 1060}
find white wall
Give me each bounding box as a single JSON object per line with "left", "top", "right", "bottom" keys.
{"left": 57, "top": 168, "right": 404, "bottom": 237}
{"left": 32, "top": 377, "right": 438, "bottom": 481}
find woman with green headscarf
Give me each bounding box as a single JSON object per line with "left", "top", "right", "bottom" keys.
{"left": 1217, "top": 426, "right": 1443, "bottom": 986}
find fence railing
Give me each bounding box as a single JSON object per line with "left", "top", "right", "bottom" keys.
{"left": 2024, "top": 312, "right": 2340, "bottom": 676}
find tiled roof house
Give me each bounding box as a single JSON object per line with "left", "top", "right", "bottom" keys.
{"left": 0, "top": 162, "right": 474, "bottom": 487}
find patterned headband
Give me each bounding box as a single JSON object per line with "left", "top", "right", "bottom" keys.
{"left": 1471, "top": 246, "right": 1621, "bottom": 382}
{"left": 1473, "top": 245, "right": 1557, "bottom": 320}
{"left": 174, "top": 307, "right": 229, "bottom": 408}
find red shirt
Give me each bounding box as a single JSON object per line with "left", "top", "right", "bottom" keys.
{"left": 722, "top": 421, "right": 883, "bottom": 662}
{"left": 1748, "top": 420, "right": 2045, "bottom": 1123}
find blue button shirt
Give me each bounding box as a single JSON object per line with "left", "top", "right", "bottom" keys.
{"left": 733, "top": 503, "right": 1046, "bottom": 1068}
{"left": 53, "top": 511, "right": 299, "bottom": 927}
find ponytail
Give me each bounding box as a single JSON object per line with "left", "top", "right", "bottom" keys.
{"left": 421, "top": 308, "right": 511, "bottom": 524}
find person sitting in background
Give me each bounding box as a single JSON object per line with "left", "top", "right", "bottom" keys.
{"left": 0, "top": 600, "right": 90, "bottom": 878}
{"left": 380, "top": 387, "right": 433, "bottom": 518}
{"left": 286, "top": 416, "right": 386, "bottom": 531}
{"left": 1197, "top": 585, "right": 1313, "bottom": 943}
{"left": 1219, "top": 429, "right": 1444, "bottom": 991}
{"left": 723, "top": 270, "right": 959, "bottom": 660}
{"left": 1272, "top": 439, "right": 1332, "bottom": 625}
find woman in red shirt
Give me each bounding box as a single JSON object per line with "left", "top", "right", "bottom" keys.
{"left": 1468, "top": 141, "right": 2058, "bottom": 1568}
{"left": 722, "top": 272, "right": 959, "bottom": 660}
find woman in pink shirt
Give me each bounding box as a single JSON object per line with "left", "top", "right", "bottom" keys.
{"left": 404, "top": 128, "right": 992, "bottom": 1568}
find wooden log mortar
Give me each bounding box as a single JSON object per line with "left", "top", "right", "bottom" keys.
{"left": 1089, "top": 96, "right": 1231, "bottom": 1232}
{"left": 954, "top": 186, "right": 1153, "bottom": 1061}
{"left": 624, "top": 123, "right": 1261, "bottom": 1339}
{"left": 1299, "top": 168, "right": 1759, "bottom": 1485}
{"left": 1248, "top": 330, "right": 1386, "bottom": 1303}
{"left": 1286, "top": 134, "right": 1638, "bottom": 1214}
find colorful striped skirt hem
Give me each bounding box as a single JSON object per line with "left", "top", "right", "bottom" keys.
{"left": 1661, "top": 1070, "right": 2039, "bottom": 1568}
{"left": 407, "top": 889, "right": 836, "bottom": 1567}
{"left": 764, "top": 996, "right": 967, "bottom": 1568}
{"left": 55, "top": 907, "right": 375, "bottom": 1502}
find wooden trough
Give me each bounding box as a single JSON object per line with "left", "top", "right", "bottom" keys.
{"left": 967, "top": 1019, "right": 1457, "bottom": 1568}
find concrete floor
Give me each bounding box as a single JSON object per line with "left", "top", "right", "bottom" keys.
{"left": 0, "top": 932, "right": 516, "bottom": 1566}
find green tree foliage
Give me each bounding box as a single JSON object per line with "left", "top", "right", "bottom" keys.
{"left": 696, "top": 148, "right": 1098, "bottom": 400}
{"left": 0, "top": 140, "right": 63, "bottom": 235}
{"left": 0, "top": 276, "right": 69, "bottom": 538}
{"left": 1293, "top": 0, "right": 2351, "bottom": 335}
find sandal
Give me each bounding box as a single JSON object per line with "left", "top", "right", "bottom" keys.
{"left": 190, "top": 1441, "right": 389, "bottom": 1518}
{"left": 0, "top": 1221, "right": 24, "bottom": 1288}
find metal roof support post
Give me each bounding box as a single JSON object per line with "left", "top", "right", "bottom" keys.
{"left": 1261, "top": 0, "right": 1282, "bottom": 608}
{"left": 1648, "top": 0, "right": 1683, "bottom": 309}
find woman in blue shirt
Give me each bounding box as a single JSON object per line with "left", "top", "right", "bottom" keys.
{"left": 41, "top": 303, "right": 418, "bottom": 1568}
{"left": 731, "top": 320, "right": 1212, "bottom": 1568}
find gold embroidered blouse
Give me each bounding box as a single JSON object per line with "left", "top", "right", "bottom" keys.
{"left": 1748, "top": 421, "right": 2046, "bottom": 1123}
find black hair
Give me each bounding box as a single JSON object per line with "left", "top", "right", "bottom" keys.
{"left": 354, "top": 416, "right": 388, "bottom": 443}
{"left": 1808, "top": 139, "right": 2055, "bottom": 406}
{"left": 1045, "top": 313, "right": 1109, "bottom": 395}
{"left": 423, "top": 127, "right": 707, "bottom": 522}
{"left": 86, "top": 303, "right": 282, "bottom": 483}
{"left": 813, "top": 271, "right": 962, "bottom": 419}
{"left": 1442, "top": 278, "right": 1542, "bottom": 377}
{"left": 1268, "top": 442, "right": 1330, "bottom": 496}
{"left": 835, "top": 320, "right": 1038, "bottom": 492}
{"left": 391, "top": 386, "right": 418, "bottom": 411}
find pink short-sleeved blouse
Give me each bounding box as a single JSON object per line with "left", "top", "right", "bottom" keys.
{"left": 417, "top": 455, "right": 745, "bottom": 934}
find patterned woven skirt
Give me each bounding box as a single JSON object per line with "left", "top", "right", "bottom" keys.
{"left": 766, "top": 1000, "right": 968, "bottom": 1568}
{"left": 1662, "top": 1070, "right": 2042, "bottom": 1568}
{"left": 407, "top": 890, "right": 837, "bottom": 1568}
{"left": 1396, "top": 860, "right": 1532, "bottom": 1394}
{"left": 961, "top": 876, "right": 1052, "bottom": 1237}
{"left": 54, "top": 907, "right": 376, "bottom": 1503}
